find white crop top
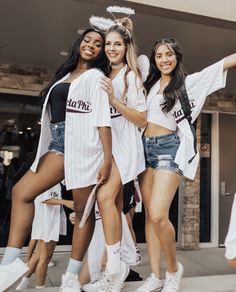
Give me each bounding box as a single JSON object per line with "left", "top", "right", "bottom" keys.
{"left": 146, "top": 92, "right": 177, "bottom": 131}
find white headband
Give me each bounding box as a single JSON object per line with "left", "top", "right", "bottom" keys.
{"left": 89, "top": 15, "right": 115, "bottom": 33}
{"left": 106, "top": 6, "right": 135, "bottom": 39}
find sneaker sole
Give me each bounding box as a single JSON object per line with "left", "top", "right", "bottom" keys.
{"left": 2, "top": 265, "right": 29, "bottom": 291}
{"left": 135, "top": 286, "right": 163, "bottom": 292}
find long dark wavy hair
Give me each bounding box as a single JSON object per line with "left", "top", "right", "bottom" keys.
{"left": 144, "top": 38, "right": 186, "bottom": 113}
{"left": 40, "top": 28, "right": 109, "bottom": 101}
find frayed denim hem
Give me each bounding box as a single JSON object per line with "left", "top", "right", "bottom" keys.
{"left": 154, "top": 166, "right": 183, "bottom": 176}
{"left": 49, "top": 149, "right": 64, "bottom": 156}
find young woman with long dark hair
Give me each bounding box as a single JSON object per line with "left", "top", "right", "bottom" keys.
{"left": 0, "top": 28, "right": 112, "bottom": 292}
{"left": 137, "top": 38, "right": 236, "bottom": 292}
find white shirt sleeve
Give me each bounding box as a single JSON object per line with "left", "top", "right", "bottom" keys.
{"left": 126, "top": 71, "right": 147, "bottom": 112}
{"left": 186, "top": 58, "right": 227, "bottom": 121}
{"left": 92, "top": 73, "right": 111, "bottom": 128}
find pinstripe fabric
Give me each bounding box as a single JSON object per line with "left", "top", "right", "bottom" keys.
{"left": 31, "top": 184, "right": 66, "bottom": 242}
{"left": 110, "top": 66, "right": 147, "bottom": 184}
{"left": 147, "top": 59, "right": 227, "bottom": 179}
{"left": 31, "top": 69, "right": 111, "bottom": 189}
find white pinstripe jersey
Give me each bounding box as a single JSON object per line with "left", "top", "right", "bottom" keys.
{"left": 31, "top": 69, "right": 111, "bottom": 189}
{"left": 110, "top": 66, "right": 147, "bottom": 184}
{"left": 147, "top": 59, "right": 227, "bottom": 179}
{"left": 31, "top": 184, "right": 67, "bottom": 242}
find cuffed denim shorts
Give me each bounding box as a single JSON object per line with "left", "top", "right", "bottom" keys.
{"left": 142, "top": 132, "right": 182, "bottom": 175}
{"left": 48, "top": 121, "right": 65, "bottom": 155}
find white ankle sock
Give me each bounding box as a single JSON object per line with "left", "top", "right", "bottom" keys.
{"left": 66, "top": 258, "right": 82, "bottom": 275}
{"left": 16, "top": 276, "right": 30, "bottom": 289}
{"left": 36, "top": 285, "right": 45, "bottom": 289}
{"left": 105, "top": 241, "right": 121, "bottom": 274}
{"left": 1, "top": 246, "right": 22, "bottom": 265}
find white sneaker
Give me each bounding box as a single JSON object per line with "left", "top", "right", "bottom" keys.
{"left": 59, "top": 272, "right": 81, "bottom": 292}
{"left": 0, "top": 258, "right": 29, "bottom": 291}
{"left": 135, "top": 249, "right": 142, "bottom": 265}
{"left": 98, "top": 260, "right": 130, "bottom": 292}
{"left": 135, "top": 273, "right": 163, "bottom": 291}
{"left": 162, "top": 262, "right": 184, "bottom": 292}
{"left": 83, "top": 275, "right": 104, "bottom": 291}
{"left": 16, "top": 276, "right": 30, "bottom": 290}
{"left": 48, "top": 260, "right": 56, "bottom": 267}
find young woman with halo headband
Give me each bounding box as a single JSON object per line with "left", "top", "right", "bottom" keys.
{"left": 136, "top": 37, "right": 236, "bottom": 292}
{"left": 87, "top": 5, "right": 148, "bottom": 292}
{"left": 0, "top": 22, "right": 112, "bottom": 292}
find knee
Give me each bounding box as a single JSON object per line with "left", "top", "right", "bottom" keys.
{"left": 38, "top": 254, "right": 51, "bottom": 266}
{"left": 149, "top": 210, "right": 167, "bottom": 228}
{"left": 73, "top": 202, "right": 86, "bottom": 221}
{"left": 97, "top": 191, "right": 114, "bottom": 213}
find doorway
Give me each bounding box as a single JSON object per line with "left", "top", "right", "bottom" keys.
{"left": 219, "top": 113, "right": 236, "bottom": 245}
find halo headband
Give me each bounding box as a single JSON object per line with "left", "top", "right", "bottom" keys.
{"left": 89, "top": 15, "right": 115, "bottom": 33}
{"left": 106, "top": 5, "right": 135, "bottom": 39}
{"left": 106, "top": 6, "right": 135, "bottom": 18}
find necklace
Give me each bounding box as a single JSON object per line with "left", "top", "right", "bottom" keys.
{"left": 111, "top": 63, "right": 124, "bottom": 70}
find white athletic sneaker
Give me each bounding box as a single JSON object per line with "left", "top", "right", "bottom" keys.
{"left": 59, "top": 272, "right": 81, "bottom": 292}
{"left": 0, "top": 258, "right": 29, "bottom": 291}
{"left": 98, "top": 260, "right": 130, "bottom": 292}
{"left": 48, "top": 260, "right": 56, "bottom": 267}
{"left": 134, "top": 273, "right": 163, "bottom": 291}
{"left": 162, "top": 262, "right": 184, "bottom": 292}
{"left": 83, "top": 274, "right": 104, "bottom": 291}
{"left": 16, "top": 276, "right": 30, "bottom": 290}
{"left": 135, "top": 248, "right": 142, "bottom": 265}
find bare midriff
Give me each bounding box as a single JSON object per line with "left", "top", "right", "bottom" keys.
{"left": 144, "top": 122, "right": 174, "bottom": 137}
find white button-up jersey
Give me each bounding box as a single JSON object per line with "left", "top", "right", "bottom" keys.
{"left": 31, "top": 69, "right": 111, "bottom": 189}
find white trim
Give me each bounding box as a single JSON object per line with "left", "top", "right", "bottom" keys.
{"left": 211, "top": 112, "right": 220, "bottom": 246}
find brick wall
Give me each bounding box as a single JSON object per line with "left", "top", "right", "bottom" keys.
{"left": 0, "top": 64, "right": 54, "bottom": 94}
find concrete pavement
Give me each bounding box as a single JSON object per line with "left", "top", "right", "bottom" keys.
{"left": 7, "top": 244, "right": 236, "bottom": 291}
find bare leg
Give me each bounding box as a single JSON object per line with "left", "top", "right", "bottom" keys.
{"left": 138, "top": 168, "right": 162, "bottom": 278}
{"left": 35, "top": 240, "right": 57, "bottom": 286}
{"left": 79, "top": 255, "right": 90, "bottom": 285}
{"left": 125, "top": 212, "right": 137, "bottom": 244}
{"left": 149, "top": 170, "right": 181, "bottom": 273}
{"left": 26, "top": 240, "right": 38, "bottom": 262}
{"left": 71, "top": 186, "right": 95, "bottom": 261}
{"left": 8, "top": 152, "right": 64, "bottom": 247}
{"left": 24, "top": 243, "right": 40, "bottom": 278}
{"left": 97, "top": 160, "right": 122, "bottom": 244}
{"left": 227, "top": 258, "right": 236, "bottom": 268}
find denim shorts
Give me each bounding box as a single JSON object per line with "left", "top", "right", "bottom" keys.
{"left": 48, "top": 121, "right": 65, "bottom": 155}
{"left": 142, "top": 132, "right": 182, "bottom": 175}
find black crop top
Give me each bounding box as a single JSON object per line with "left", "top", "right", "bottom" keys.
{"left": 49, "top": 83, "right": 70, "bottom": 124}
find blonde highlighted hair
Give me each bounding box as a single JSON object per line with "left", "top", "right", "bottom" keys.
{"left": 106, "top": 17, "right": 146, "bottom": 102}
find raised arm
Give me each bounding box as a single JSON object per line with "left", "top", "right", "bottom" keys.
{"left": 224, "top": 53, "right": 236, "bottom": 70}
